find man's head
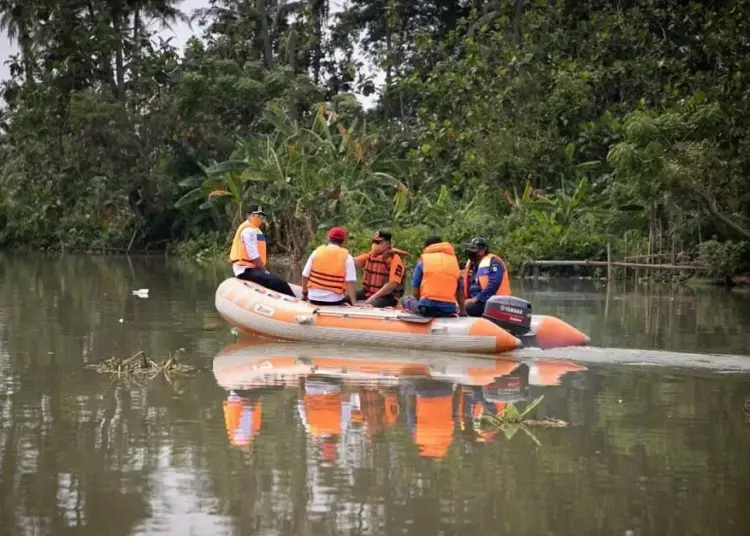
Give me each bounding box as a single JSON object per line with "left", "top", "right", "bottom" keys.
{"left": 423, "top": 235, "right": 442, "bottom": 249}
{"left": 246, "top": 203, "right": 266, "bottom": 229}
{"left": 327, "top": 226, "right": 347, "bottom": 246}
{"left": 371, "top": 230, "right": 392, "bottom": 255}
{"left": 468, "top": 236, "right": 489, "bottom": 259}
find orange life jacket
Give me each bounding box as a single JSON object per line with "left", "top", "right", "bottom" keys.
{"left": 360, "top": 248, "right": 407, "bottom": 297}
{"left": 229, "top": 219, "right": 267, "bottom": 268}
{"left": 413, "top": 393, "right": 454, "bottom": 458}
{"left": 308, "top": 245, "right": 349, "bottom": 294}
{"left": 355, "top": 390, "right": 400, "bottom": 439}
{"left": 420, "top": 242, "right": 460, "bottom": 303}
{"left": 463, "top": 253, "right": 511, "bottom": 298}
{"left": 223, "top": 398, "right": 262, "bottom": 447}
{"left": 304, "top": 393, "right": 343, "bottom": 437}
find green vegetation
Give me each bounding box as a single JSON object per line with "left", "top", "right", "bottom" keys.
{"left": 1, "top": 0, "right": 750, "bottom": 281}
{"left": 85, "top": 349, "right": 198, "bottom": 382}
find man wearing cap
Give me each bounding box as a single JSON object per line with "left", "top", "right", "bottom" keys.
{"left": 301, "top": 227, "right": 358, "bottom": 306}
{"left": 354, "top": 230, "right": 407, "bottom": 307}
{"left": 463, "top": 236, "right": 511, "bottom": 317}
{"left": 228, "top": 204, "right": 295, "bottom": 296}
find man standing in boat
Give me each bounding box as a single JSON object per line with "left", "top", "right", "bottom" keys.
{"left": 463, "top": 237, "right": 511, "bottom": 317}
{"left": 403, "top": 235, "right": 466, "bottom": 317}
{"left": 229, "top": 204, "right": 296, "bottom": 296}
{"left": 301, "top": 227, "right": 358, "bottom": 306}
{"left": 354, "top": 230, "right": 407, "bottom": 307}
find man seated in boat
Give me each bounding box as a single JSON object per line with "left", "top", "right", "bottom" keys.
{"left": 463, "top": 237, "right": 511, "bottom": 317}
{"left": 301, "top": 226, "right": 358, "bottom": 306}
{"left": 354, "top": 230, "right": 408, "bottom": 307}
{"left": 229, "top": 204, "right": 295, "bottom": 296}
{"left": 402, "top": 235, "right": 467, "bottom": 317}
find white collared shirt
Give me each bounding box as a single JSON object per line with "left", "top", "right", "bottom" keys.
{"left": 302, "top": 244, "right": 356, "bottom": 302}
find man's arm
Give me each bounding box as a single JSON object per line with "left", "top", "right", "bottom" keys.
{"left": 353, "top": 253, "right": 369, "bottom": 268}
{"left": 411, "top": 261, "right": 423, "bottom": 300}
{"left": 456, "top": 277, "right": 466, "bottom": 315}
{"left": 300, "top": 252, "right": 314, "bottom": 300}
{"left": 476, "top": 258, "right": 504, "bottom": 302}
{"left": 365, "top": 255, "right": 404, "bottom": 303}
{"left": 242, "top": 230, "right": 265, "bottom": 270}
{"left": 345, "top": 255, "right": 358, "bottom": 305}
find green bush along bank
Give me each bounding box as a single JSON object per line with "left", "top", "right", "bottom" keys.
{"left": 1, "top": 1, "right": 750, "bottom": 283}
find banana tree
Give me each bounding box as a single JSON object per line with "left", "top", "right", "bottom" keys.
{"left": 175, "top": 103, "right": 405, "bottom": 259}
{"left": 175, "top": 157, "right": 269, "bottom": 245}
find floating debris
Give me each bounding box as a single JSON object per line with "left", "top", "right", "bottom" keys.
{"left": 85, "top": 348, "right": 196, "bottom": 380}
{"left": 473, "top": 395, "right": 572, "bottom": 445}
{"left": 132, "top": 289, "right": 150, "bottom": 298}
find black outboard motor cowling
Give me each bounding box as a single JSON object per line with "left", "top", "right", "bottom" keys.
{"left": 482, "top": 296, "right": 532, "bottom": 337}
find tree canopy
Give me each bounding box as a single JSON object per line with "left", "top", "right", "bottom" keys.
{"left": 1, "top": 0, "right": 748, "bottom": 278}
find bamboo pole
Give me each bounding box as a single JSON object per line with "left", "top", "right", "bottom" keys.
{"left": 521, "top": 259, "right": 707, "bottom": 270}
{"left": 607, "top": 242, "right": 612, "bottom": 281}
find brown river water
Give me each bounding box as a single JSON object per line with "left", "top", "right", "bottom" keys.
{"left": 1, "top": 253, "right": 749, "bottom": 535}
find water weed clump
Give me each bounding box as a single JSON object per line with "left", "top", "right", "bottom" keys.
{"left": 86, "top": 348, "right": 197, "bottom": 381}
{"left": 473, "top": 395, "right": 571, "bottom": 445}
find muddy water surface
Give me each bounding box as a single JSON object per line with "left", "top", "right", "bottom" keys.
{"left": 0, "top": 253, "right": 749, "bottom": 535}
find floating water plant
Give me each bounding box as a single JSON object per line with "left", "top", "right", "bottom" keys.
{"left": 85, "top": 348, "right": 196, "bottom": 380}
{"left": 473, "top": 395, "right": 570, "bottom": 445}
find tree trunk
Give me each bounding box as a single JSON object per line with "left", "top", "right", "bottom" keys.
{"left": 258, "top": 0, "right": 274, "bottom": 69}
{"left": 115, "top": 23, "right": 125, "bottom": 100}
{"left": 86, "top": 1, "right": 118, "bottom": 97}
{"left": 512, "top": 0, "right": 524, "bottom": 48}
{"left": 132, "top": 7, "right": 141, "bottom": 87}
{"left": 19, "top": 32, "right": 35, "bottom": 87}
{"left": 384, "top": 2, "right": 393, "bottom": 119}
{"left": 698, "top": 193, "right": 750, "bottom": 241}
{"left": 312, "top": 1, "right": 323, "bottom": 83}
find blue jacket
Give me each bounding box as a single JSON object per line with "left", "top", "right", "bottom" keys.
{"left": 468, "top": 256, "right": 505, "bottom": 302}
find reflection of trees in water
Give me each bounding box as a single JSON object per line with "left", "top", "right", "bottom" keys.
{"left": 207, "top": 368, "right": 750, "bottom": 535}
{"left": 517, "top": 278, "right": 750, "bottom": 354}
{"left": 1, "top": 255, "right": 749, "bottom": 535}
{"left": 0, "top": 254, "right": 232, "bottom": 535}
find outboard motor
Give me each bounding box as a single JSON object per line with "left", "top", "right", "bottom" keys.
{"left": 482, "top": 296, "right": 532, "bottom": 337}
{"left": 481, "top": 363, "right": 530, "bottom": 404}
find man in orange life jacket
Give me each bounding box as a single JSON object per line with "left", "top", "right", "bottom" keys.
{"left": 229, "top": 204, "right": 295, "bottom": 296}
{"left": 402, "top": 235, "right": 466, "bottom": 317}
{"left": 463, "top": 237, "right": 511, "bottom": 317}
{"left": 354, "top": 230, "right": 407, "bottom": 307}
{"left": 301, "top": 226, "right": 358, "bottom": 306}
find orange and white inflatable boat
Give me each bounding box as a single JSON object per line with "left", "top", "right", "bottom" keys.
{"left": 212, "top": 340, "right": 587, "bottom": 391}
{"left": 215, "top": 278, "right": 589, "bottom": 354}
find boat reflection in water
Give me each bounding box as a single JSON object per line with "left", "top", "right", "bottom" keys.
{"left": 213, "top": 340, "right": 586, "bottom": 459}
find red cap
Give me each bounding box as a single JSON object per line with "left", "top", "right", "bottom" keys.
{"left": 322, "top": 440, "right": 338, "bottom": 461}
{"left": 327, "top": 227, "right": 347, "bottom": 241}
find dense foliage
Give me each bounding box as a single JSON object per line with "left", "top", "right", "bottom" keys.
{"left": 1, "top": 0, "right": 749, "bottom": 279}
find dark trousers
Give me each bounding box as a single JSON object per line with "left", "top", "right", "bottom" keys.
{"left": 309, "top": 296, "right": 352, "bottom": 306}
{"left": 402, "top": 296, "right": 457, "bottom": 318}
{"left": 466, "top": 300, "right": 487, "bottom": 317}
{"left": 355, "top": 289, "right": 398, "bottom": 307}
{"left": 237, "top": 268, "right": 295, "bottom": 297}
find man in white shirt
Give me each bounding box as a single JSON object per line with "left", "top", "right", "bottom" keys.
{"left": 228, "top": 204, "right": 295, "bottom": 296}
{"left": 301, "top": 227, "right": 358, "bottom": 306}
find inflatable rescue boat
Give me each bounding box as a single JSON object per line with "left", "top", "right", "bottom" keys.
{"left": 215, "top": 278, "right": 590, "bottom": 354}
{"left": 212, "top": 340, "right": 587, "bottom": 392}
{"left": 214, "top": 340, "right": 587, "bottom": 453}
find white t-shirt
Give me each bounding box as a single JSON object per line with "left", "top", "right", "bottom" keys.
{"left": 232, "top": 227, "right": 263, "bottom": 276}
{"left": 302, "top": 244, "right": 356, "bottom": 302}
